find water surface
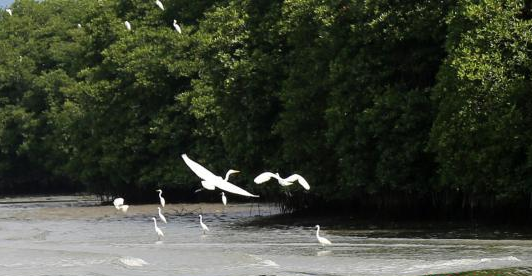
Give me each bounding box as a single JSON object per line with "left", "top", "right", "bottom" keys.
{"left": 0, "top": 196, "right": 530, "bottom": 276}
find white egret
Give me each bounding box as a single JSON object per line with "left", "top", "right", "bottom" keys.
{"left": 221, "top": 192, "right": 227, "bottom": 206}
{"left": 173, "top": 20, "right": 182, "bottom": 34}
{"left": 113, "top": 197, "right": 129, "bottom": 213}
{"left": 77, "top": 23, "right": 82, "bottom": 28}
{"left": 118, "top": 205, "right": 129, "bottom": 213}
{"left": 157, "top": 207, "right": 167, "bottom": 224}
{"left": 254, "top": 172, "right": 310, "bottom": 190}
{"left": 113, "top": 198, "right": 125, "bottom": 209}
{"left": 6, "top": 9, "right": 12, "bottom": 16}
{"left": 124, "top": 21, "right": 131, "bottom": 31}
{"left": 315, "top": 225, "right": 332, "bottom": 246}
{"left": 181, "top": 154, "right": 259, "bottom": 197}
{"left": 155, "top": 0, "right": 164, "bottom": 11}
{"left": 199, "top": 214, "right": 209, "bottom": 234}
{"left": 152, "top": 217, "right": 164, "bottom": 240}
{"left": 156, "top": 189, "right": 166, "bottom": 207}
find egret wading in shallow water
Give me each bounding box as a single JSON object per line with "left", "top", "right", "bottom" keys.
{"left": 158, "top": 207, "right": 167, "bottom": 224}
{"left": 181, "top": 154, "right": 258, "bottom": 198}
{"left": 173, "top": 20, "right": 182, "bottom": 34}
{"left": 156, "top": 189, "right": 165, "bottom": 207}
{"left": 124, "top": 21, "right": 131, "bottom": 31}
{"left": 221, "top": 192, "right": 227, "bottom": 206}
{"left": 6, "top": 9, "right": 12, "bottom": 16}
{"left": 113, "top": 197, "right": 129, "bottom": 213}
{"left": 155, "top": 0, "right": 164, "bottom": 11}
{"left": 152, "top": 217, "right": 164, "bottom": 240}
{"left": 199, "top": 214, "right": 209, "bottom": 234}
{"left": 315, "top": 225, "right": 332, "bottom": 247}
{"left": 254, "top": 172, "right": 310, "bottom": 190}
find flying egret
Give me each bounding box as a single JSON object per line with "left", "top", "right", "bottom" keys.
{"left": 181, "top": 154, "right": 259, "bottom": 197}
{"left": 254, "top": 172, "right": 310, "bottom": 190}
{"left": 156, "top": 189, "right": 166, "bottom": 207}
{"left": 152, "top": 217, "right": 164, "bottom": 240}
{"left": 6, "top": 9, "right": 12, "bottom": 16}
{"left": 155, "top": 0, "right": 164, "bottom": 11}
{"left": 173, "top": 20, "right": 182, "bottom": 34}
{"left": 158, "top": 207, "right": 167, "bottom": 224}
{"left": 221, "top": 192, "right": 227, "bottom": 206}
{"left": 315, "top": 225, "right": 332, "bottom": 246}
{"left": 124, "top": 21, "right": 131, "bottom": 31}
{"left": 199, "top": 214, "right": 209, "bottom": 234}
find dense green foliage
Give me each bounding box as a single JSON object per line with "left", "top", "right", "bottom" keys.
{"left": 1, "top": 0, "right": 532, "bottom": 217}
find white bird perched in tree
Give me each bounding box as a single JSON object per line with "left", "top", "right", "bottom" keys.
{"left": 221, "top": 192, "right": 227, "bottom": 206}
{"left": 157, "top": 207, "right": 167, "bottom": 224}
{"left": 181, "top": 154, "right": 259, "bottom": 197}
{"left": 113, "top": 197, "right": 129, "bottom": 213}
{"left": 199, "top": 214, "right": 209, "bottom": 234}
{"left": 173, "top": 20, "right": 182, "bottom": 34}
{"left": 155, "top": 0, "right": 164, "bottom": 11}
{"left": 254, "top": 172, "right": 310, "bottom": 190}
{"left": 6, "top": 9, "right": 12, "bottom": 16}
{"left": 315, "top": 225, "right": 332, "bottom": 246}
{"left": 156, "top": 189, "right": 165, "bottom": 207}
{"left": 152, "top": 217, "right": 164, "bottom": 240}
{"left": 124, "top": 21, "right": 131, "bottom": 31}
{"left": 77, "top": 23, "right": 82, "bottom": 28}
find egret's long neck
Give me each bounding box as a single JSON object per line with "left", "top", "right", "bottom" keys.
{"left": 316, "top": 227, "right": 320, "bottom": 238}
{"left": 224, "top": 171, "right": 234, "bottom": 181}
{"left": 200, "top": 216, "right": 203, "bottom": 223}
{"left": 153, "top": 220, "right": 158, "bottom": 228}
{"left": 158, "top": 191, "right": 162, "bottom": 198}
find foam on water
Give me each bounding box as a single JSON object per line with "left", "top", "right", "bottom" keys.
{"left": 119, "top": 257, "right": 149, "bottom": 267}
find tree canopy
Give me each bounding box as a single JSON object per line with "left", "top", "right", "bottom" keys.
{"left": 1, "top": 0, "right": 532, "bottom": 219}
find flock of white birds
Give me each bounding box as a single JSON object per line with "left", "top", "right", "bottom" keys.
{"left": 113, "top": 154, "right": 331, "bottom": 246}
{"left": 3, "top": 1, "right": 331, "bottom": 247}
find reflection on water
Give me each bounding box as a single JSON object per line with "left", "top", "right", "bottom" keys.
{"left": 0, "top": 196, "right": 530, "bottom": 276}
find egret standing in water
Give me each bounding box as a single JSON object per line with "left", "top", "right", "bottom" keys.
{"left": 156, "top": 189, "right": 165, "bottom": 207}
{"left": 158, "top": 207, "right": 167, "bottom": 224}
{"left": 315, "top": 225, "right": 332, "bottom": 246}
{"left": 254, "top": 172, "right": 310, "bottom": 190}
{"left": 221, "top": 192, "right": 227, "bottom": 206}
{"left": 124, "top": 21, "right": 131, "bottom": 31}
{"left": 181, "top": 154, "right": 258, "bottom": 197}
{"left": 155, "top": 0, "right": 164, "bottom": 10}
{"left": 173, "top": 20, "right": 182, "bottom": 34}
{"left": 6, "top": 9, "right": 12, "bottom": 16}
{"left": 199, "top": 215, "right": 209, "bottom": 234}
{"left": 152, "top": 217, "right": 164, "bottom": 240}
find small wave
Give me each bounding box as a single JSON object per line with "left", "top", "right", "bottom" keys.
{"left": 404, "top": 256, "right": 521, "bottom": 273}
{"left": 119, "top": 257, "right": 149, "bottom": 267}
{"left": 261, "top": 259, "right": 280, "bottom": 267}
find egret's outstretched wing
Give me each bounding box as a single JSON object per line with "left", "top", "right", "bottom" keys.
{"left": 213, "top": 178, "right": 259, "bottom": 198}
{"left": 182, "top": 154, "right": 217, "bottom": 181}
{"left": 113, "top": 198, "right": 124, "bottom": 208}
{"left": 201, "top": 180, "right": 216, "bottom": 190}
{"left": 285, "top": 174, "right": 310, "bottom": 190}
{"left": 155, "top": 0, "right": 164, "bottom": 10}
{"left": 254, "top": 172, "right": 278, "bottom": 184}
